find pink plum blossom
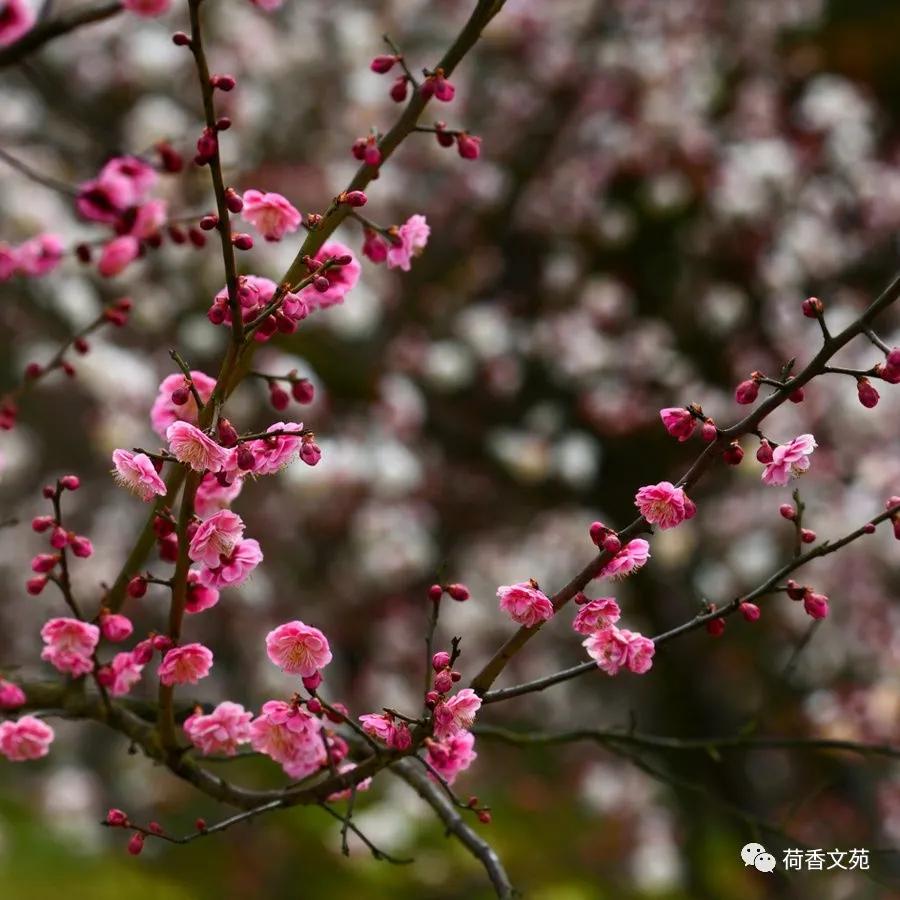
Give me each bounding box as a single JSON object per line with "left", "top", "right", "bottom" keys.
{"left": 250, "top": 700, "right": 325, "bottom": 778}
{"left": 572, "top": 597, "right": 621, "bottom": 635}
{"left": 386, "top": 214, "right": 430, "bottom": 271}
{"left": 497, "top": 580, "right": 554, "bottom": 627}
{"left": 105, "top": 652, "right": 145, "bottom": 696}
{"left": 99, "top": 613, "right": 133, "bottom": 642}
{"left": 150, "top": 371, "right": 217, "bottom": 437}
{"left": 188, "top": 510, "right": 245, "bottom": 567}
{"left": 185, "top": 570, "right": 220, "bottom": 613}
{"left": 0, "top": 716, "right": 54, "bottom": 761}
{"left": 598, "top": 539, "right": 651, "bottom": 579}
{"left": 157, "top": 642, "right": 213, "bottom": 686}
{"left": 100, "top": 156, "right": 157, "bottom": 200}
{"left": 0, "top": 0, "right": 35, "bottom": 47}
{"left": 433, "top": 688, "right": 482, "bottom": 739}
{"left": 194, "top": 472, "right": 243, "bottom": 518}
{"left": 265, "top": 621, "right": 332, "bottom": 677}
{"left": 660, "top": 407, "right": 696, "bottom": 441}
{"left": 76, "top": 172, "right": 134, "bottom": 224}
{"left": 300, "top": 242, "right": 361, "bottom": 309}
{"left": 183, "top": 701, "right": 253, "bottom": 756}
{"left": 425, "top": 731, "right": 477, "bottom": 784}
{"left": 111, "top": 449, "right": 167, "bottom": 501}
{"left": 40, "top": 618, "right": 100, "bottom": 677}
{"left": 97, "top": 235, "right": 140, "bottom": 277}
{"left": 196, "top": 538, "right": 263, "bottom": 588}
{"left": 622, "top": 629, "right": 655, "bottom": 674}
{"left": 166, "top": 421, "right": 230, "bottom": 473}
{"left": 584, "top": 626, "right": 655, "bottom": 675}
{"left": 634, "top": 481, "right": 696, "bottom": 529}
{"left": 359, "top": 713, "right": 410, "bottom": 749}
{"left": 16, "top": 234, "right": 64, "bottom": 277}
{"left": 241, "top": 190, "right": 302, "bottom": 241}
{"left": 249, "top": 423, "right": 304, "bottom": 474}
{"left": 0, "top": 679, "right": 26, "bottom": 709}
{"left": 761, "top": 434, "right": 817, "bottom": 486}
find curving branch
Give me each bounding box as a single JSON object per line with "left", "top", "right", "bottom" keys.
{"left": 0, "top": 1, "right": 123, "bottom": 71}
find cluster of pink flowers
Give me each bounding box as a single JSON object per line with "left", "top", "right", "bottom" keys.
{"left": 184, "top": 701, "right": 253, "bottom": 756}
{"left": 249, "top": 700, "right": 326, "bottom": 779}
{"left": 425, "top": 731, "right": 477, "bottom": 785}
{"left": 496, "top": 580, "right": 554, "bottom": 627}
{"left": 359, "top": 713, "right": 412, "bottom": 750}
{"left": 0, "top": 234, "right": 64, "bottom": 282}
{"left": 760, "top": 434, "right": 817, "bottom": 486}
{"left": 583, "top": 626, "right": 655, "bottom": 676}
{"left": 634, "top": 481, "right": 696, "bottom": 530}
{"left": 361, "top": 215, "right": 431, "bottom": 271}
{"left": 0, "top": 716, "right": 54, "bottom": 762}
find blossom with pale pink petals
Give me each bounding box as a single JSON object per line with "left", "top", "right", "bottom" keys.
{"left": 241, "top": 190, "right": 301, "bottom": 241}
{"left": 0, "top": 679, "right": 25, "bottom": 710}
{"left": 150, "top": 371, "right": 217, "bottom": 437}
{"left": 660, "top": 407, "right": 696, "bottom": 442}
{"left": 0, "top": 0, "right": 35, "bottom": 47}
{"left": 105, "top": 652, "right": 145, "bottom": 696}
{"left": 426, "top": 731, "right": 477, "bottom": 784}
{"left": 761, "top": 434, "right": 817, "bottom": 486}
{"left": 166, "top": 421, "right": 230, "bottom": 473}
{"left": 188, "top": 510, "right": 245, "bottom": 567}
{"left": 386, "top": 214, "right": 430, "bottom": 272}
{"left": 40, "top": 618, "right": 100, "bottom": 677}
{"left": 497, "top": 580, "right": 554, "bottom": 627}
{"left": 598, "top": 539, "right": 651, "bottom": 579}
{"left": 300, "top": 242, "right": 361, "bottom": 309}
{"left": 250, "top": 700, "right": 325, "bottom": 778}
{"left": 0, "top": 716, "right": 54, "bottom": 761}
{"left": 197, "top": 539, "right": 262, "bottom": 588}
{"left": 572, "top": 597, "right": 621, "bottom": 635}
{"left": 635, "top": 481, "right": 696, "bottom": 529}
{"left": 112, "top": 449, "right": 167, "bottom": 501}
{"left": 157, "top": 642, "right": 213, "bottom": 686}
{"left": 265, "top": 620, "right": 332, "bottom": 677}
{"left": 433, "top": 688, "right": 482, "bottom": 739}
{"left": 184, "top": 701, "right": 252, "bottom": 756}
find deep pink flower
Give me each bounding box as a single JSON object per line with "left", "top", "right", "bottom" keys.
{"left": 99, "top": 613, "right": 133, "bottom": 643}
{"left": 386, "top": 215, "right": 430, "bottom": 272}
{"left": 122, "top": 0, "right": 171, "bottom": 17}
{"left": 432, "top": 688, "right": 482, "bottom": 739}
{"left": 40, "top": 618, "right": 100, "bottom": 677}
{"left": 0, "top": 679, "right": 26, "bottom": 710}
{"left": 16, "top": 234, "right": 64, "bottom": 277}
{"left": 598, "top": 539, "right": 651, "bottom": 579}
{"left": 761, "top": 434, "right": 817, "bottom": 486}
{"left": 583, "top": 626, "right": 631, "bottom": 675}
{"left": 185, "top": 570, "right": 220, "bottom": 613}
{"left": 0, "top": 716, "right": 54, "bottom": 761}
{"left": 184, "top": 701, "right": 252, "bottom": 756}
{"left": 496, "top": 580, "right": 554, "bottom": 627}
{"left": 166, "top": 421, "right": 230, "bottom": 473}
{"left": 241, "top": 190, "right": 301, "bottom": 241}
{"left": 572, "top": 597, "right": 621, "bottom": 635}
{"left": 97, "top": 235, "right": 140, "bottom": 277}
{"left": 359, "top": 713, "right": 408, "bottom": 749}
{"left": 111, "top": 449, "right": 167, "bottom": 501}
{"left": 194, "top": 472, "right": 243, "bottom": 518}
{"left": 250, "top": 700, "right": 325, "bottom": 778}
{"left": 300, "top": 242, "right": 361, "bottom": 309}
{"left": 635, "top": 481, "right": 696, "bottom": 529}
{"left": 425, "top": 731, "right": 477, "bottom": 784}
{"left": 75, "top": 172, "right": 133, "bottom": 224}
{"left": 197, "top": 538, "right": 262, "bottom": 588}
{"left": 150, "top": 371, "right": 217, "bottom": 437}
{"left": 249, "top": 423, "right": 304, "bottom": 475}
{"left": 456, "top": 132, "right": 482, "bottom": 160}
{"left": 188, "top": 510, "right": 245, "bottom": 567}
{"left": 659, "top": 407, "right": 696, "bottom": 442}
{"left": 157, "top": 642, "right": 213, "bottom": 686}
{"left": 0, "top": 0, "right": 35, "bottom": 47}
{"left": 265, "top": 620, "right": 332, "bottom": 677}
{"left": 803, "top": 591, "right": 829, "bottom": 620}
{"left": 622, "top": 629, "right": 655, "bottom": 674}
{"left": 106, "top": 651, "right": 145, "bottom": 696}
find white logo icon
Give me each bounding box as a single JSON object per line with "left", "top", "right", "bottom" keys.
{"left": 741, "top": 842, "right": 776, "bottom": 872}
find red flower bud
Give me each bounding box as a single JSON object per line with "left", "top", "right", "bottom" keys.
{"left": 447, "top": 583, "right": 470, "bottom": 602}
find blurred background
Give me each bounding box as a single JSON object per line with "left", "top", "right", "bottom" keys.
{"left": 1, "top": 0, "right": 900, "bottom": 897}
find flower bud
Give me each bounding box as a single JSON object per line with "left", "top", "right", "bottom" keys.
{"left": 60, "top": 475, "right": 80, "bottom": 491}
{"left": 722, "top": 442, "right": 744, "bottom": 466}
{"left": 236, "top": 446, "right": 255, "bottom": 471}
{"left": 800, "top": 528, "right": 816, "bottom": 544}
{"left": 171, "top": 385, "right": 190, "bottom": 406}
{"left": 269, "top": 386, "right": 290, "bottom": 411}
{"left": 801, "top": 296, "right": 823, "bottom": 318}
{"left": 779, "top": 504, "right": 795, "bottom": 520}
{"left": 302, "top": 671, "right": 323, "bottom": 691}
{"left": 739, "top": 602, "right": 761, "bottom": 622}
{"left": 26, "top": 576, "right": 48, "bottom": 595}
{"left": 803, "top": 591, "right": 829, "bottom": 619}
{"left": 31, "top": 553, "right": 59, "bottom": 573}
{"left": 706, "top": 617, "right": 726, "bottom": 637}
{"left": 225, "top": 188, "right": 243, "bottom": 213}
{"left": 700, "top": 420, "right": 717, "bottom": 442}
{"left": 434, "top": 669, "right": 453, "bottom": 693}
{"left": 857, "top": 378, "right": 879, "bottom": 408}
{"left": 232, "top": 233, "right": 254, "bottom": 250}
{"left": 210, "top": 74, "right": 236, "bottom": 92}
{"left": 106, "top": 808, "right": 129, "bottom": 827}
{"left": 370, "top": 54, "right": 398, "bottom": 74}
{"left": 32, "top": 516, "right": 54, "bottom": 532}
{"left": 127, "top": 575, "right": 148, "bottom": 598}
{"left": 127, "top": 832, "right": 144, "bottom": 855}
{"left": 291, "top": 379, "right": 315, "bottom": 404}
{"left": 390, "top": 76, "right": 409, "bottom": 102}
{"left": 432, "top": 651, "right": 451, "bottom": 671}
{"left": 734, "top": 378, "right": 759, "bottom": 404}
{"left": 217, "top": 418, "right": 238, "bottom": 447}
{"left": 428, "top": 583, "right": 443, "bottom": 601}
{"left": 447, "top": 583, "right": 469, "bottom": 602}
{"left": 756, "top": 440, "right": 774, "bottom": 464}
